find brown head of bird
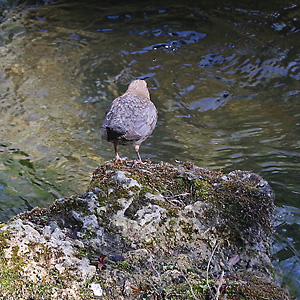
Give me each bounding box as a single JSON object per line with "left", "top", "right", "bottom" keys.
{"left": 101, "top": 79, "right": 157, "bottom": 161}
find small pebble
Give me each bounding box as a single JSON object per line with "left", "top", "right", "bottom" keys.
{"left": 89, "top": 283, "right": 103, "bottom": 297}
{"left": 110, "top": 254, "right": 125, "bottom": 262}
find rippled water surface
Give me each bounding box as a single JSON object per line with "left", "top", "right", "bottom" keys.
{"left": 0, "top": 0, "right": 300, "bottom": 297}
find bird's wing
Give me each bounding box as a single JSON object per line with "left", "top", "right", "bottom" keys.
{"left": 124, "top": 103, "right": 157, "bottom": 142}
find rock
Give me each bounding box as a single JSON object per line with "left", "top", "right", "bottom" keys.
{"left": 113, "top": 170, "right": 141, "bottom": 189}
{"left": 0, "top": 160, "right": 291, "bottom": 299}
{"left": 89, "top": 283, "right": 103, "bottom": 297}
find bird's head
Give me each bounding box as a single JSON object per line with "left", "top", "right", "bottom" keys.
{"left": 127, "top": 79, "right": 150, "bottom": 99}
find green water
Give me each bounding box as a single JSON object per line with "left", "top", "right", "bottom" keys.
{"left": 0, "top": 0, "right": 300, "bottom": 297}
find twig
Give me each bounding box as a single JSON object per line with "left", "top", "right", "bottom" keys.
{"left": 164, "top": 197, "right": 183, "bottom": 207}
{"left": 164, "top": 190, "right": 191, "bottom": 199}
{"left": 149, "top": 256, "right": 162, "bottom": 298}
{"left": 215, "top": 270, "right": 225, "bottom": 299}
{"left": 206, "top": 241, "right": 218, "bottom": 298}
{"left": 164, "top": 190, "right": 189, "bottom": 207}
{"left": 150, "top": 259, "right": 162, "bottom": 283}
{"left": 180, "top": 269, "right": 199, "bottom": 300}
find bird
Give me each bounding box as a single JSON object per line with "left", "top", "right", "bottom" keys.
{"left": 101, "top": 79, "right": 157, "bottom": 161}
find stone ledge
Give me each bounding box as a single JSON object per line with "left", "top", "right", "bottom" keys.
{"left": 0, "top": 160, "right": 290, "bottom": 299}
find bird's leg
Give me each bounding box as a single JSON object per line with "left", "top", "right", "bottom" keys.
{"left": 135, "top": 144, "right": 142, "bottom": 162}
{"left": 114, "top": 143, "right": 121, "bottom": 160}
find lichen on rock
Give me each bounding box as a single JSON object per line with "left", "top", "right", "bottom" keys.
{"left": 0, "top": 160, "right": 291, "bottom": 299}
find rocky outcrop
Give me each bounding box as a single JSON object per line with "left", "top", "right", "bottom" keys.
{"left": 0, "top": 160, "right": 290, "bottom": 299}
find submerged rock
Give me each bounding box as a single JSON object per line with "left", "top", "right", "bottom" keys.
{"left": 0, "top": 160, "right": 290, "bottom": 299}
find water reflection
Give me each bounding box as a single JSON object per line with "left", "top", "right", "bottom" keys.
{"left": 0, "top": 0, "right": 300, "bottom": 297}
{"left": 274, "top": 206, "right": 300, "bottom": 296}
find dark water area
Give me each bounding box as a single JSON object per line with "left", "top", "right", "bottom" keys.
{"left": 0, "top": 0, "right": 300, "bottom": 297}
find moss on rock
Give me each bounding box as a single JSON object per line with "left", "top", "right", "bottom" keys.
{"left": 0, "top": 160, "right": 290, "bottom": 299}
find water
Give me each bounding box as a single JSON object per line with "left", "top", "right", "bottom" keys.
{"left": 0, "top": 0, "right": 299, "bottom": 297}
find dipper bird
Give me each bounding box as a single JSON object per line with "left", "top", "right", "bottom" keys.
{"left": 101, "top": 79, "right": 157, "bottom": 161}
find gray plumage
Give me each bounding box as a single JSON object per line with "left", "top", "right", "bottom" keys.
{"left": 101, "top": 80, "right": 157, "bottom": 161}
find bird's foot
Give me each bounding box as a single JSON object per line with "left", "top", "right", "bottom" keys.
{"left": 114, "top": 155, "right": 128, "bottom": 163}
{"left": 133, "top": 157, "right": 151, "bottom": 166}
{"left": 133, "top": 159, "right": 142, "bottom": 166}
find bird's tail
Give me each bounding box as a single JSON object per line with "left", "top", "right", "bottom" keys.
{"left": 103, "top": 125, "right": 126, "bottom": 142}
